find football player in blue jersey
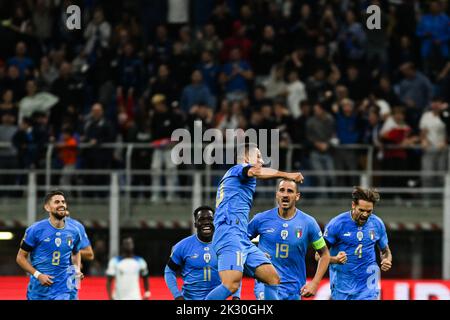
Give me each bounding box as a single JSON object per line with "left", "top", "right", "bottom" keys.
{"left": 249, "top": 179, "right": 330, "bottom": 300}
{"left": 16, "top": 190, "right": 84, "bottom": 300}
{"left": 164, "top": 206, "right": 240, "bottom": 300}
{"left": 205, "top": 143, "right": 304, "bottom": 300}
{"left": 317, "top": 187, "right": 393, "bottom": 300}
{"left": 65, "top": 210, "right": 95, "bottom": 300}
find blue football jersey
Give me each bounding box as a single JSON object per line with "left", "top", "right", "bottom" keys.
{"left": 170, "top": 235, "right": 221, "bottom": 300}
{"left": 22, "top": 219, "right": 82, "bottom": 299}
{"left": 214, "top": 164, "right": 256, "bottom": 234}
{"left": 324, "top": 211, "right": 388, "bottom": 296}
{"left": 248, "top": 208, "right": 326, "bottom": 295}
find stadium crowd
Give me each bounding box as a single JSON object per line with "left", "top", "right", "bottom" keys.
{"left": 0, "top": 0, "right": 449, "bottom": 197}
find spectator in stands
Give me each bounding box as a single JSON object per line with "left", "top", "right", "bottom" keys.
{"left": 338, "top": 10, "right": 367, "bottom": 63}
{"left": 380, "top": 106, "right": 419, "bottom": 190}
{"left": 252, "top": 25, "right": 281, "bottom": 84}
{"left": 291, "top": 101, "right": 313, "bottom": 173}
{"left": 416, "top": 1, "right": 450, "bottom": 75}
{"left": 50, "top": 62, "right": 84, "bottom": 134}
{"left": 180, "top": 70, "right": 215, "bottom": 113}
{"left": 150, "top": 94, "right": 183, "bottom": 203}
{"left": 7, "top": 42, "right": 34, "bottom": 80}
{"left": 56, "top": 127, "right": 78, "bottom": 187}
{"left": 18, "top": 79, "right": 59, "bottom": 124}
{"left": 31, "top": 0, "right": 53, "bottom": 47}
{"left": 419, "top": 97, "right": 447, "bottom": 202}
{"left": 117, "top": 43, "right": 144, "bottom": 94}
{"left": 153, "top": 24, "right": 172, "bottom": 65}
{"left": 0, "top": 112, "right": 18, "bottom": 195}
{"left": 84, "top": 7, "right": 112, "bottom": 57}
{"left": 12, "top": 117, "right": 37, "bottom": 170}
{"left": 4, "top": 65, "right": 25, "bottom": 101}
{"left": 333, "top": 98, "right": 363, "bottom": 186}
{"left": 196, "top": 50, "right": 220, "bottom": 97}
{"left": 286, "top": 70, "right": 307, "bottom": 119}
{"left": 220, "top": 47, "right": 253, "bottom": 101}
{"left": 263, "top": 64, "right": 287, "bottom": 100}
{"left": 306, "top": 102, "right": 336, "bottom": 198}
{"left": 250, "top": 85, "right": 271, "bottom": 111}
{"left": 209, "top": 1, "right": 233, "bottom": 39}
{"left": 396, "top": 62, "right": 434, "bottom": 130}
{"left": 194, "top": 23, "right": 223, "bottom": 57}
{"left": 145, "top": 65, "right": 176, "bottom": 108}
{"left": 81, "top": 103, "right": 115, "bottom": 196}
{"left": 220, "top": 21, "right": 252, "bottom": 62}
{"left": 0, "top": 89, "right": 18, "bottom": 122}
{"left": 170, "top": 41, "right": 194, "bottom": 88}
{"left": 36, "top": 56, "right": 58, "bottom": 92}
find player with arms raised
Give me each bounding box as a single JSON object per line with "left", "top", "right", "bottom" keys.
{"left": 205, "top": 143, "right": 304, "bottom": 300}
{"left": 249, "top": 179, "right": 330, "bottom": 300}
{"left": 16, "top": 190, "right": 83, "bottom": 300}
{"left": 317, "top": 187, "right": 393, "bottom": 300}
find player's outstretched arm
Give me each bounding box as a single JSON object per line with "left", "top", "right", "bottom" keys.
{"left": 247, "top": 166, "right": 304, "bottom": 183}
{"left": 16, "top": 249, "right": 54, "bottom": 286}
{"left": 379, "top": 245, "right": 392, "bottom": 272}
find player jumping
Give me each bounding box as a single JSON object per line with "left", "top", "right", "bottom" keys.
{"left": 249, "top": 179, "right": 330, "bottom": 300}
{"left": 205, "top": 143, "right": 304, "bottom": 300}
{"left": 317, "top": 187, "right": 393, "bottom": 300}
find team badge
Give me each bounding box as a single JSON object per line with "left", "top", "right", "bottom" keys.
{"left": 281, "top": 230, "right": 288, "bottom": 240}
{"left": 370, "top": 230, "right": 375, "bottom": 241}
{"left": 204, "top": 253, "right": 211, "bottom": 263}
{"left": 357, "top": 231, "right": 363, "bottom": 241}
{"left": 296, "top": 228, "right": 303, "bottom": 238}
{"left": 67, "top": 236, "right": 73, "bottom": 247}
{"left": 55, "top": 238, "right": 62, "bottom": 247}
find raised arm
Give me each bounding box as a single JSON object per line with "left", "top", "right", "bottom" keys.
{"left": 247, "top": 166, "right": 304, "bottom": 183}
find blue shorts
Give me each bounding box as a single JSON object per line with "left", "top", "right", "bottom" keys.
{"left": 331, "top": 290, "right": 380, "bottom": 300}
{"left": 254, "top": 281, "right": 301, "bottom": 301}
{"left": 213, "top": 221, "right": 270, "bottom": 276}
{"left": 27, "top": 291, "right": 71, "bottom": 300}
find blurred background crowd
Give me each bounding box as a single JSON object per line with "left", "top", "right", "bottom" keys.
{"left": 0, "top": 0, "right": 449, "bottom": 199}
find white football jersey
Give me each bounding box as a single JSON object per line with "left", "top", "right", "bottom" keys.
{"left": 106, "top": 256, "right": 149, "bottom": 300}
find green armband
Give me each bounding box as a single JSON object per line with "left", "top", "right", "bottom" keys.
{"left": 312, "top": 237, "right": 326, "bottom": 250}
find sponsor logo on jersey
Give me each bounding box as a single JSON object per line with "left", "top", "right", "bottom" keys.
{"left": 344, "top": 232, "right": 351, "bottom": 237}
{"left": 44, "top": 237, "right": 51, "bottom": 242}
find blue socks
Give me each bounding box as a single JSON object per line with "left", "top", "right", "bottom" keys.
{"left": 264, "top": 284, "right": 279, "bottom": 300}
{"left": 205, "top": 284, "right": 232, "bottom": 300}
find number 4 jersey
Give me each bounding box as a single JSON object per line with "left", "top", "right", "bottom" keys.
{"left": 21, "top": 219, "right": 82, "bottom": 300}
{"left": 323, "top": 211, "right": 388, "bottom": 298}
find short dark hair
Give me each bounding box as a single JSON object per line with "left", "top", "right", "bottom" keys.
{"left": 352, "top": 187, "right": 380, "bottom": 205}
{"left": 278, "top": 179, "right": 299, "bottom": 192}
{"left": 44, "top": 190, "right": 66, "bottom": 204}
{"left": 193, "top": 205, "right": 214, "bottom": 219}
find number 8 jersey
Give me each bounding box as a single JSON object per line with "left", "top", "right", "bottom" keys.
{"left": 21, "top": 219, "right": 82, "bottom": 300}
{"left": 323, "top": 211, "right": 388, "bottom": 299}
